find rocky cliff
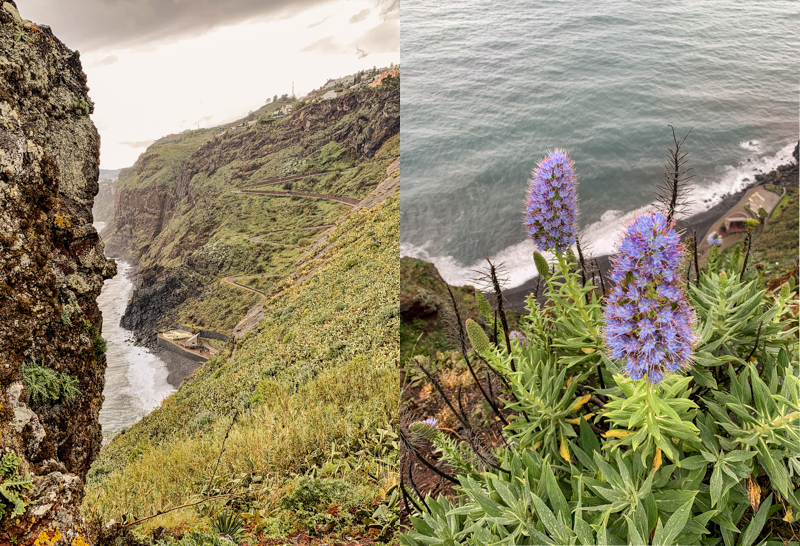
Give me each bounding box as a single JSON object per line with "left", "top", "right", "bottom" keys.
{"left": 91, "top": 180, "right": 116, "bottom": 224}
{"left": 0, "top": 2, "right": 115, "bottom": 543}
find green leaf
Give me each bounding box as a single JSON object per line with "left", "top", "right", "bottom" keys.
{"left": 738, "top": 494, "right": 772, "bottom": 546}
{"left": 652, "top": 497, "right": 696, "bottom": 546}
{"left": 710, "top": 466, "right": 723, "bottom": 507}
{"left": 626, "top": 515, "right": 646, "bottom": 545}
{"left": 580, "top": 417, "right": 601, "bottom": 454}
{"left": 531, "top": 493, "right": 570, "bottom": 543}
{"left": 690, "top": 366, "right": 717, "bottom": 389}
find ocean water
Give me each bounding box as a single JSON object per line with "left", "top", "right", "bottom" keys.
{"left": 95, "top": 224, "right": 174, "bottom": 438}
{"left": 400, "top": 0, "right": 799, "bottom": 288}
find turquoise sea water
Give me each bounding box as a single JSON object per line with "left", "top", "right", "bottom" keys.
{"left": 400, "top": 0, "right": 798, "bottom": 288}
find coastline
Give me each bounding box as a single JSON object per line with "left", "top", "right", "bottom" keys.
{"left": 504, "top": 142, "right": 799, "bottom": 311}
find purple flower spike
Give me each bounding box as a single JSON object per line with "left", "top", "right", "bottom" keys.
{"left": 422, "top": 417, "right": 438, "bottom": 428}
{"left": 708, "top": 231, "right": 721, "bottom": 247}
{"left": 525, "top": 149, "right": 579, "bottom": 253}
{"left": 604, "top": 212, "right": 695, "bottom": 384}
{"left": 509, "top": 330, "right": 527, "bottom": 345}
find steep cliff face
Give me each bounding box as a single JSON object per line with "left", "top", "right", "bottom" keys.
{"left": 91, "top": 179, "right": 116, "bottom": 224}
{"left": 103, "top": 86, "right": 399, "bottom": 342}
{"left": 0, "top": 2, "right": 116, "bottom": 543}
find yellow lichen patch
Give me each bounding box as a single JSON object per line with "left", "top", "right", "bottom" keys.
{"left": 53, "top": 215, "right": 71, "bottom": 229}
{"left": 33, "top": 527, "right": 62, "bottom": 546}
{"left": 71, "top": 535, "right": 89, "bottom": 546}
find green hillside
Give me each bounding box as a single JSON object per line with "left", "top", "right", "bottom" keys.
{"left": 102, "top": 87, "right": 398, "bottom": 338}
{"left": 85, "top": 189, "right": 400, "bottom": 542}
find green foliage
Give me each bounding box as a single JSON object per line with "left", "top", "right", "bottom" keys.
{"left": 402, "top": 253, "right": 800, "bottom": 545}
{"left": 465, "top": 319, "right": 490, "bottom": 355}
{"left": 533, "top": 250, "right": 550, "bottom": 281}
{"left": 21, "top": 359, "right": 80, "bottom": 405}
{"left": 601, "top": 374, "right": 701, "bottom": 460}
{"left": 93, "top": 330, "right": 107, "bottom": 357}
{"left": 71, "top": 95, "right": 94, "bottom": 115}
{"left": 0, "top": 452, "right": 33, "bottom": 521}
{"left": 155, "top": 530, "right": 224, "bottom": 546}
{"left": 211, "top": 510, "right": 244, "bottom": 542}
{"left": 84, "top": 193, "right": 400, "bottom": 539}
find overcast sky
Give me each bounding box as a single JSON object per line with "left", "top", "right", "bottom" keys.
{"left": 17, "top": 0, "right": 399, "bottom": 169}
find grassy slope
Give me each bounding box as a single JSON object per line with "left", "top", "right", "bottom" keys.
{"left": 84, "top": 191, "right": 400, "bottom": 538}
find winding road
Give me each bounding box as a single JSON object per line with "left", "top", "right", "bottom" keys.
{"left": 223, "top": 171, "right": 356, "bottom": 298}
{"left": 234, "top": 189, "right": 358, "bottom": 206}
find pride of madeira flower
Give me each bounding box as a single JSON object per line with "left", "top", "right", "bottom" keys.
{"left": 708, "top": 231, "right": 722, "bottom": 247}
{"left": 604, "top": 212, "right": 694, "bottom": 384}
{"left": 525, "top": 149, "right": 578, "bottom": 253}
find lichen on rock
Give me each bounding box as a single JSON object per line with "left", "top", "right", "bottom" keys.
{"left": 0, "top": 1, "right": 115, "bottom": 543}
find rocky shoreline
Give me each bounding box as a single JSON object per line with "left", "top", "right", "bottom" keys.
{"left": 504, "top": 142, "right": 799, "bottom": 310}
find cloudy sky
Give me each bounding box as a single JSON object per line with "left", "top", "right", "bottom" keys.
{"left": 18, "top": 0, "right": 399, "bottom": 168}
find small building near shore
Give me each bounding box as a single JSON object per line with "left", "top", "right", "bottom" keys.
{"left": 723, "top": 212, "right": 748, "bottom": 234}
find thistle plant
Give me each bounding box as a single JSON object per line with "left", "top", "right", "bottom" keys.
{"left": 604, "top": 212, "right": 695, "bottom": 384}
{"left": 524, "top": 149, "right": 578, "bottom": 254}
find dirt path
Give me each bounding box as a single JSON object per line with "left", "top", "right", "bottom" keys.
{"left": 248, "top": 224, "right": 334, "bottom": 239}
{"left": 246, "top": 237, "right": 299, "bottom": 247}
{"left": 241, "top": 171, "right": 336, "bottom": 189}
{"left": 235, "top": 189, "right": 358, "bottom": 206}
{"left": 223, "top": 276, "right": 268, "bottom": 297}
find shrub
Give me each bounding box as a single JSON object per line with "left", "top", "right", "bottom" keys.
{"left": 211, "top": 510, "right": 244, "bottom": 543}
{"left": 21, "top": 359, "right": 81, "bottom": 405}
{"left": 0, "top": 451, "right": 32, "bottom": 520}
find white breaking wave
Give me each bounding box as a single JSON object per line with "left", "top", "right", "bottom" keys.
{"left": 95, "top": 253, "right": 174, "bottom": 439}
{"left": 402, "top": 141, "right": 797, "bottom": 289}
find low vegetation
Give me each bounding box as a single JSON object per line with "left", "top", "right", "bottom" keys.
{"left": 84, "top": 193, "right": 401, "bottom": 542}
{"left": 21, "top": 359, "right": 81, "bottom": 405}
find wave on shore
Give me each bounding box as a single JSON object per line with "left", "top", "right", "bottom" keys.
{"left": 96, "top": 256, "right": 174, "bottom": 438}
{"left": 401, "top": 141, "right": 797, "bottom": 289}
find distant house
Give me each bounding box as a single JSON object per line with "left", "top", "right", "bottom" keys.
{"left": 723, "top": 212, "right": 748, "bottom": 234}
{"left": 246, "top": 120, "right": 257, "bottom": 127}
{"left": 323, "top": 79, "right": 337, "bottom": 89}
{"left": 322, "top": 90, "right": 338, "bottom": 100}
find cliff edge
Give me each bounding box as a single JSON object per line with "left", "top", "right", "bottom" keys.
{"left": 0, "top": 2, "right": 116, "bottom": 543}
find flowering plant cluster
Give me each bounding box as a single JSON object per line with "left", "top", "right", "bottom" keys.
{"left": 524, "top": 149, "right": 578, "bottom": 253}
{"left": 403, "top": 141, "right": 799, "bottom": 546}
{"left": 708, "top": 231, "right": 721, "bottom": 246}
{"left": 604, "top": 212, "right": 694, "bottom": 384}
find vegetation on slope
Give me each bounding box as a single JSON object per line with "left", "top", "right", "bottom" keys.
{"left": 84, "top": 192, "right": 401, "bottom": 543}
{"left": 103, "top": 87, "right": 398, "bottom": 337}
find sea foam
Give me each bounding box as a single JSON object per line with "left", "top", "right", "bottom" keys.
{"left": 401, "top": 141, "right": 797, "bottom": 289}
